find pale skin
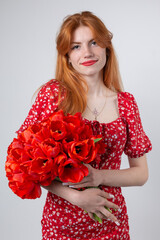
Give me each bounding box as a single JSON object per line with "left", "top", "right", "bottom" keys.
{"left": 43, "top": 26, "right": 149, "bottom": 224}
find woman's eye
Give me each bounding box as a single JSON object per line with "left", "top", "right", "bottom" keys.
{"left": 92, "top": 41, "right": 97, "bottom": 46}
{"left": 71, "top": 45, "right": 80, "bottom": 50}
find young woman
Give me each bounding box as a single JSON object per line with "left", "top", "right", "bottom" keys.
{"left": 16, "top": 11, "right": 152, "bottom": 239}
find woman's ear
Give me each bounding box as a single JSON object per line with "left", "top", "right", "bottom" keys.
{"left": 68, "top": 58, "right": 72, "bottom": 65}
{"left": 66, "top": 53, "right": 71, "bottom": 65}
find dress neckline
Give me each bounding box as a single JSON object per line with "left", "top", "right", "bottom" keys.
{"left": 82, "top": 92, "right": 122, "bottom": 126}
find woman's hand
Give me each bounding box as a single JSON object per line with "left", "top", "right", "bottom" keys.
{"left": 62, "top": 164, "right": 102, "bottom": 188}
{"left": 73, "top": 188, "right": 120, "bottom": 225}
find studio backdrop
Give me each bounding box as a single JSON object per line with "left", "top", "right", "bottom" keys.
{"left": 0, "top": 0, "right": 159, "bottom": 239}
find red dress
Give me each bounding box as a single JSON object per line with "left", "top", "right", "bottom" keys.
{"left": 17, "top": 80, "right": 152, "bottom": 240}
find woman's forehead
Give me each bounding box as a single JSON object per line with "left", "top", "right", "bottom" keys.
{"left": 71, "top": 26, "right": 94, "bottom": 42}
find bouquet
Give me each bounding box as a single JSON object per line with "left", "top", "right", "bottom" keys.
{"left": 5, "top": 110, "right": 105, "bottom": 200}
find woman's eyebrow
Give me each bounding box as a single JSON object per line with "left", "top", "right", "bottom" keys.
{"left": 71, "top": 41, "right": 81, "bottom": 44}
{"left": 71, "top": 39, "right": 94, "bottom": 44}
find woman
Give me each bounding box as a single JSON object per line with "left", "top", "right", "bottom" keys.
{"left": 17, "top": 11, "right": 152, "bottom": 239}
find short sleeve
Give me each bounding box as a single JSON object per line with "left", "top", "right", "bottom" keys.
{"left": 120, "top": 92, "right": 152, "bottom": 158}
{"left": 16, "top": 80, "right": 60, "bottom": 134}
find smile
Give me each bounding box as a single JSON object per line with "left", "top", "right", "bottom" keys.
{"left": 81, "top": 60, "right": 98, "bottom": 66}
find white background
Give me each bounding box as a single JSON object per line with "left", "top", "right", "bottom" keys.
{"left": 0, "top": 0, "right": 159, "bottom": 239}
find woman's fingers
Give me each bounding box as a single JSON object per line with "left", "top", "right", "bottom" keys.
{"left": 88, "top": 212, "right": 97, "bottom": 221}
{"left": 94, "top": 211, "right": 108, "bottom": 221}
{"left": 98, "top": 190, "right": 120, "bottom": 223}
{"left": 100, "top": 207, "right": 120, "bottom": 225}
{"left": 89, "top": 208, "right": 120, "bottom": 226}
{"left": 78, "top": 189, "right": 120, "bottom": 225}
{"left": 99, "top": 190, "right": 114, "bottom": 199}
{"left": 62, "top": 178, "right": 89, "bottom": 187}
{"left": 68, "top": 182, "right": 92, "bottom": 188}
{"left": 99, "top": 190, "right": 119, "bottom": 210}
{"left": 104, "top": 199, "right": 119, "bottom": 211}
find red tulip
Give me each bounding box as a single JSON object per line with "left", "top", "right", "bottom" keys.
{"left": 48, "top": 109, "right": 64, "bottom": 122}
{"left": 9, "top": 179, "right": 41, "bottom": 199}
{"left": 37, "top": 139, "right": 61, "bottom": 158}
{"left": 50, "top": 121, "right": 67, "bottom": 140}
{"left": 68, "top": 139, "right": 97, "bottom": 163}
{"left": 58, "top": 158, "right": 89, "bottom": 183}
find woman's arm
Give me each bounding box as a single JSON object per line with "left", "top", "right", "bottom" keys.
{"left": 100, "top": 154, "right": 149, "bottom": 187}
{"left": 42, "top": 180, "right": 120, "bottom": 224}
{"left": 64, "top": 154, "right": 149, "bottom": 188}
{"left": 42, "top": 180, "right": 79, "bottom": 204}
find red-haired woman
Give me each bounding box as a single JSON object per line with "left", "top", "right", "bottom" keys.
{"left": 17, "top": 11, "right": 152, "bottom": 239}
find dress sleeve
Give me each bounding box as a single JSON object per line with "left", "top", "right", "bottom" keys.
{"left": 121, "top": 92, "right": 152, "bottom": 158}
{"left": 16, "top": 80, "right": 59, "bottom": 134}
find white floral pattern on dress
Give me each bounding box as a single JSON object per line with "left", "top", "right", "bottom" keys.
{"left": 17, "top": 80, "right": 152, "bottom": 240}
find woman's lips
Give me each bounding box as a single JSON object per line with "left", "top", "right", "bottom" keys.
{"left": 81, "top": 60, "right": 98, "bottom": 66}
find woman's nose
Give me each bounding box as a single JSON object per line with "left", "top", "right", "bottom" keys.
{"left": 83, "top": 46, "right": 94, "bottom": 58}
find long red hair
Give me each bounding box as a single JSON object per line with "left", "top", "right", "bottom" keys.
{"left": 39, "top": 11, "right": 124, "bottom": 115}
{"left": 56, "top": 11, "right": 124, "bottom": 114}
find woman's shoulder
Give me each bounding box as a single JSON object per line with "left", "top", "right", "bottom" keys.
{"left": 106, "top": 88, "right": 135, "bottom": 103}
{"left": 37, "top": 79, "right": 64, "bottom": 100}
{"left": 40, "top": 79, "right": 60, "bottom": 92}
{"left": 118, "top": 91, "right": 139, "bottom": 118}
{"left": 118, "top": 91, "right": 137, "bottom": 108}
{"left": 119, "top": 91, "right": 135, "bottom": 102}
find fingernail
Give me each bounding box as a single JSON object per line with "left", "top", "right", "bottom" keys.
{"left": 62, "top": 183, "right": 68, "bottom": 186}
{"left": 115, "top": 221, "right": 120, "bottom": 226}
{"left": 118, "top": 208, "right": 122, "bottom": 213}
{"left": 69, "top": 185, "right": 74, "bottom": 188}
{"left": 109, "top": 194, "right": 115, "bottom": 199}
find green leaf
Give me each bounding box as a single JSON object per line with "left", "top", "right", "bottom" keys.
{"left": 105, "top": 206, "right": 112, "bottom": 213}
{"left": 93, "top": 138, "right": 102, "bottom": 143}
{"left": 54, "top": 177, "right": 62, "bottom": 183}
{"left": 93, "top": 213, "right": 102, "bottom": 224}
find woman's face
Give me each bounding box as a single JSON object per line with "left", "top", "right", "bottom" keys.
{"left": 68, "top": 26, "right": 106, "bottom": 79}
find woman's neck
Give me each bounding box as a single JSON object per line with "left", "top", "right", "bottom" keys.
{"left": 83, "top": 72, "right": 107, "bottom": 98}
